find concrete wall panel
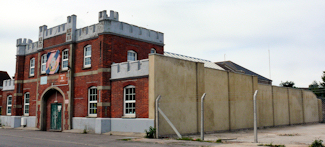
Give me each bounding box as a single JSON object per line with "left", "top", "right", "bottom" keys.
{"left": 272, "top": 86, "right": 289, "bottom": 126}
{"left": 257, "top": 84, "right": 274, "bottom": 127}
{"left": 149, "top": 55, "right": 201, "bottom": 135}
{"left": 302, "top": 91, "right": 319, "bottom": 123}
{"left": 288, "top": 88, "right": 304, "bottom": 124}
{"left": 318, "top": 99, "right": 323, "bottom": 122}
{"left": 204, "top": 68, "right": 229, "bottom": 132}
{"left": 229, "top": 72, "right": 256, "bottom": 130}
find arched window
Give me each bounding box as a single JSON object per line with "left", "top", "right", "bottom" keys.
{"left": 88, "top": 86, "right": 97, "bottom": 117}
{"left": 84, "top": 45, "right": 91, "bottom": 68}
{"left": 150, "top": 48, "right": 156, "bottom": 54}
{"left": 62, "top": 49, "right": 69, "bottom": 70}
{"left": 41, "top": 54, "right": 47, "bottom": 74}
{"left": 7, "top": 95, "right": 12, "bottom": 115}
{"left": 127, "top": 50, "right": 137, "bottom": 61}
{"left": 30, "top": 58, "right": 35, "bottom": 76}
{"left": 24, "top": 93, "right": 30, "bottom": 115}
{"left": 124, "top": 85, "right": 136, "bottom": 117}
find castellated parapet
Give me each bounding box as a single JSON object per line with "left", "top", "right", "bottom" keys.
{"left": 16, "top": 10, "right": 164, "bottom": 56}
{"left": 111, "top": 59, "right": 149, "bottom": 80}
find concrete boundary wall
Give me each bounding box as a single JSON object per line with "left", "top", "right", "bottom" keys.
{"left": 72, "top": 117, "right": 154, "bottom": 134}
{"left": 149, "top": 54, "right": 322, "bottom": 136}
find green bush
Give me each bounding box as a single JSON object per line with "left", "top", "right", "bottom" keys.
{"left": 145, "top": 126, "right": 156, "bottom": 138}
{"left": 310, "top": 139, "right": 324, "bottom": 147}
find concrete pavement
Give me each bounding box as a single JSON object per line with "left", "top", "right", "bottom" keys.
{"left": 1, "top": 123, "right": 324, "bottom": 147}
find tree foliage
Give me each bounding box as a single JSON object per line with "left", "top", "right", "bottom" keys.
{"left": 280, "top": 81, "right": 296, "bottom": 88}
{"left": 309, "top": 81, "right": 319, "bottom": 89}
{"left": 321, "top": 71, "right": 325, "bottom": 88}
{"left": 309, "top": 71, "right": 325, "bottom": 98}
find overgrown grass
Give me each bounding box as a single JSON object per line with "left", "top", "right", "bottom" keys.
{"left": 310, "top": 139, "right": 324, "bottom": 147}
{"left": 258, "top": 143, "right": 285, "bottom": 147}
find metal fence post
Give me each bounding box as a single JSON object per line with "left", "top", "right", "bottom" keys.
{"left": 253, "top": 90, "right": 258, "bottom": 143}
{"left": 201, "top": 93, "right": 206, "bottom": 141}
{"left": 155, "top": 95, "right": 161, "bottom": 139}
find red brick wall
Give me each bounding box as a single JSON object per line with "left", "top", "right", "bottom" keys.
{"left": 107, "top": 35, "right": 164, "bottom": 64}
{"left": 43, "top": 34, "right": 66, "bottom": 48}
{"left": 74, "top": 38, "right": 101, "bottom": 73}
{"left": 111, "top": 77, "right": 148, "bottom": 118}
{"left": 23, "top": 54, "right": 38, "bottom": 80}
{"left": 22, "top": 82, "right": 37, "bottom": 116}
{"left": 1, "top": 90, "right": 14, "bottom": 115}
{"left": 15, "top": 56, "right": 25, "bottom": 81}
{"left": 0, "top": 90, "right": 2, "bottom": 114}
{"left": 12, "top": 32, "right": 163, "bottom": 121}
{"left": 45, "top": 91, "right": 63, "bottom": 131}
{"left": 73, "top": 74, "right": 100, "bottom": 117}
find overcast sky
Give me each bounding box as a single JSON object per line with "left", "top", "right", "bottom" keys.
{"left": 0, "top": 0, "right": 324, "bottom": 87}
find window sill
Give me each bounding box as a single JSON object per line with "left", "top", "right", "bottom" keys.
{"left": 61, "top": 69, "right": 68, "bottom": 72}
{"left": 86, "top": 116, "right": 97, "bottom": 118}
{"left": 24, "top": 114, "right": 29, "bottom": 117}
{"left": 82, "top": 66, "right": 91, "bottom": 70}
{"left": 60, "top": 69, "right": 68, "bottom": 73}
{"left": 122, "top": 116, "right": 136, "bottom": 119}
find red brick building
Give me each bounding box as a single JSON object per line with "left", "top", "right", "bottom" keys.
{"left": 0, "top": 10, "right": 164, "bottom": 133}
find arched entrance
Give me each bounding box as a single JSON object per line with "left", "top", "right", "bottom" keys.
{"left": 40, "top": 87, "right": 65, "bottom": 131}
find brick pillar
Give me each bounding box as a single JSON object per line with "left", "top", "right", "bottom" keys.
{"left": 97, "top": 35, "right": 112, "bottom": 118}
{"left": 12, "top": 55, "right": 25, "bottom": 116}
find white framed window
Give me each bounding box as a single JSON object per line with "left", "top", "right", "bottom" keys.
{"left": 62, "top": 49, "right": 69, "bottom": 70}
{"left": 88, "top": 86, "right": 97, "bottom": 117}
{"left": 24, "top": 93, "right": 30, "bottom": 115}
{"left": 30, "top": 58, "right": 35, "bottom": 76}
{"left": 124, "top": 85, "right": 136, "bottom": 117}
{"left": 127, "top": 50, "right": 137, "bottom": 61}
{"left": 7, "top": 95, "right": 12, "bottom": 115}
{"left": 150, "top": 48, "right": 156, "bottom": 53}
{"left": 41, "top": 54, "right": 47, "bottom": 74}
{"left": 84, "top": 45, "right": 91, "bottom": 68}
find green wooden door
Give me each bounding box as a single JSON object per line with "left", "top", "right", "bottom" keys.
{"left": 50, "top": 103, "right": 62, "bottom": 130}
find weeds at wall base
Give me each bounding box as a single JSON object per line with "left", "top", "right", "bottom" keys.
{"left": 176, "top": 137, "right": 221, "bottom": 143}
{"left": 258, "top": 143, "right": 285, "bottom": 147}
{"left": 120, "top": 138, "right": 132, "bottom": 141}
{"left": 144, "top": 126, "right": 156, "bottom": 138}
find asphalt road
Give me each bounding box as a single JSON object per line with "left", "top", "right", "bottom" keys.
{"left": 0, "top": 129, "right": 177, "bottom": 147}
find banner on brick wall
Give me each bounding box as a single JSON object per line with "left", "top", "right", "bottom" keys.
{"left": 46, "top": 50, "right": 60, "bottom": 74}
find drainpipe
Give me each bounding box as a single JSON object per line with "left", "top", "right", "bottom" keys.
{"left": 201, "top": 93, "right": 206, "bottom": 140}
